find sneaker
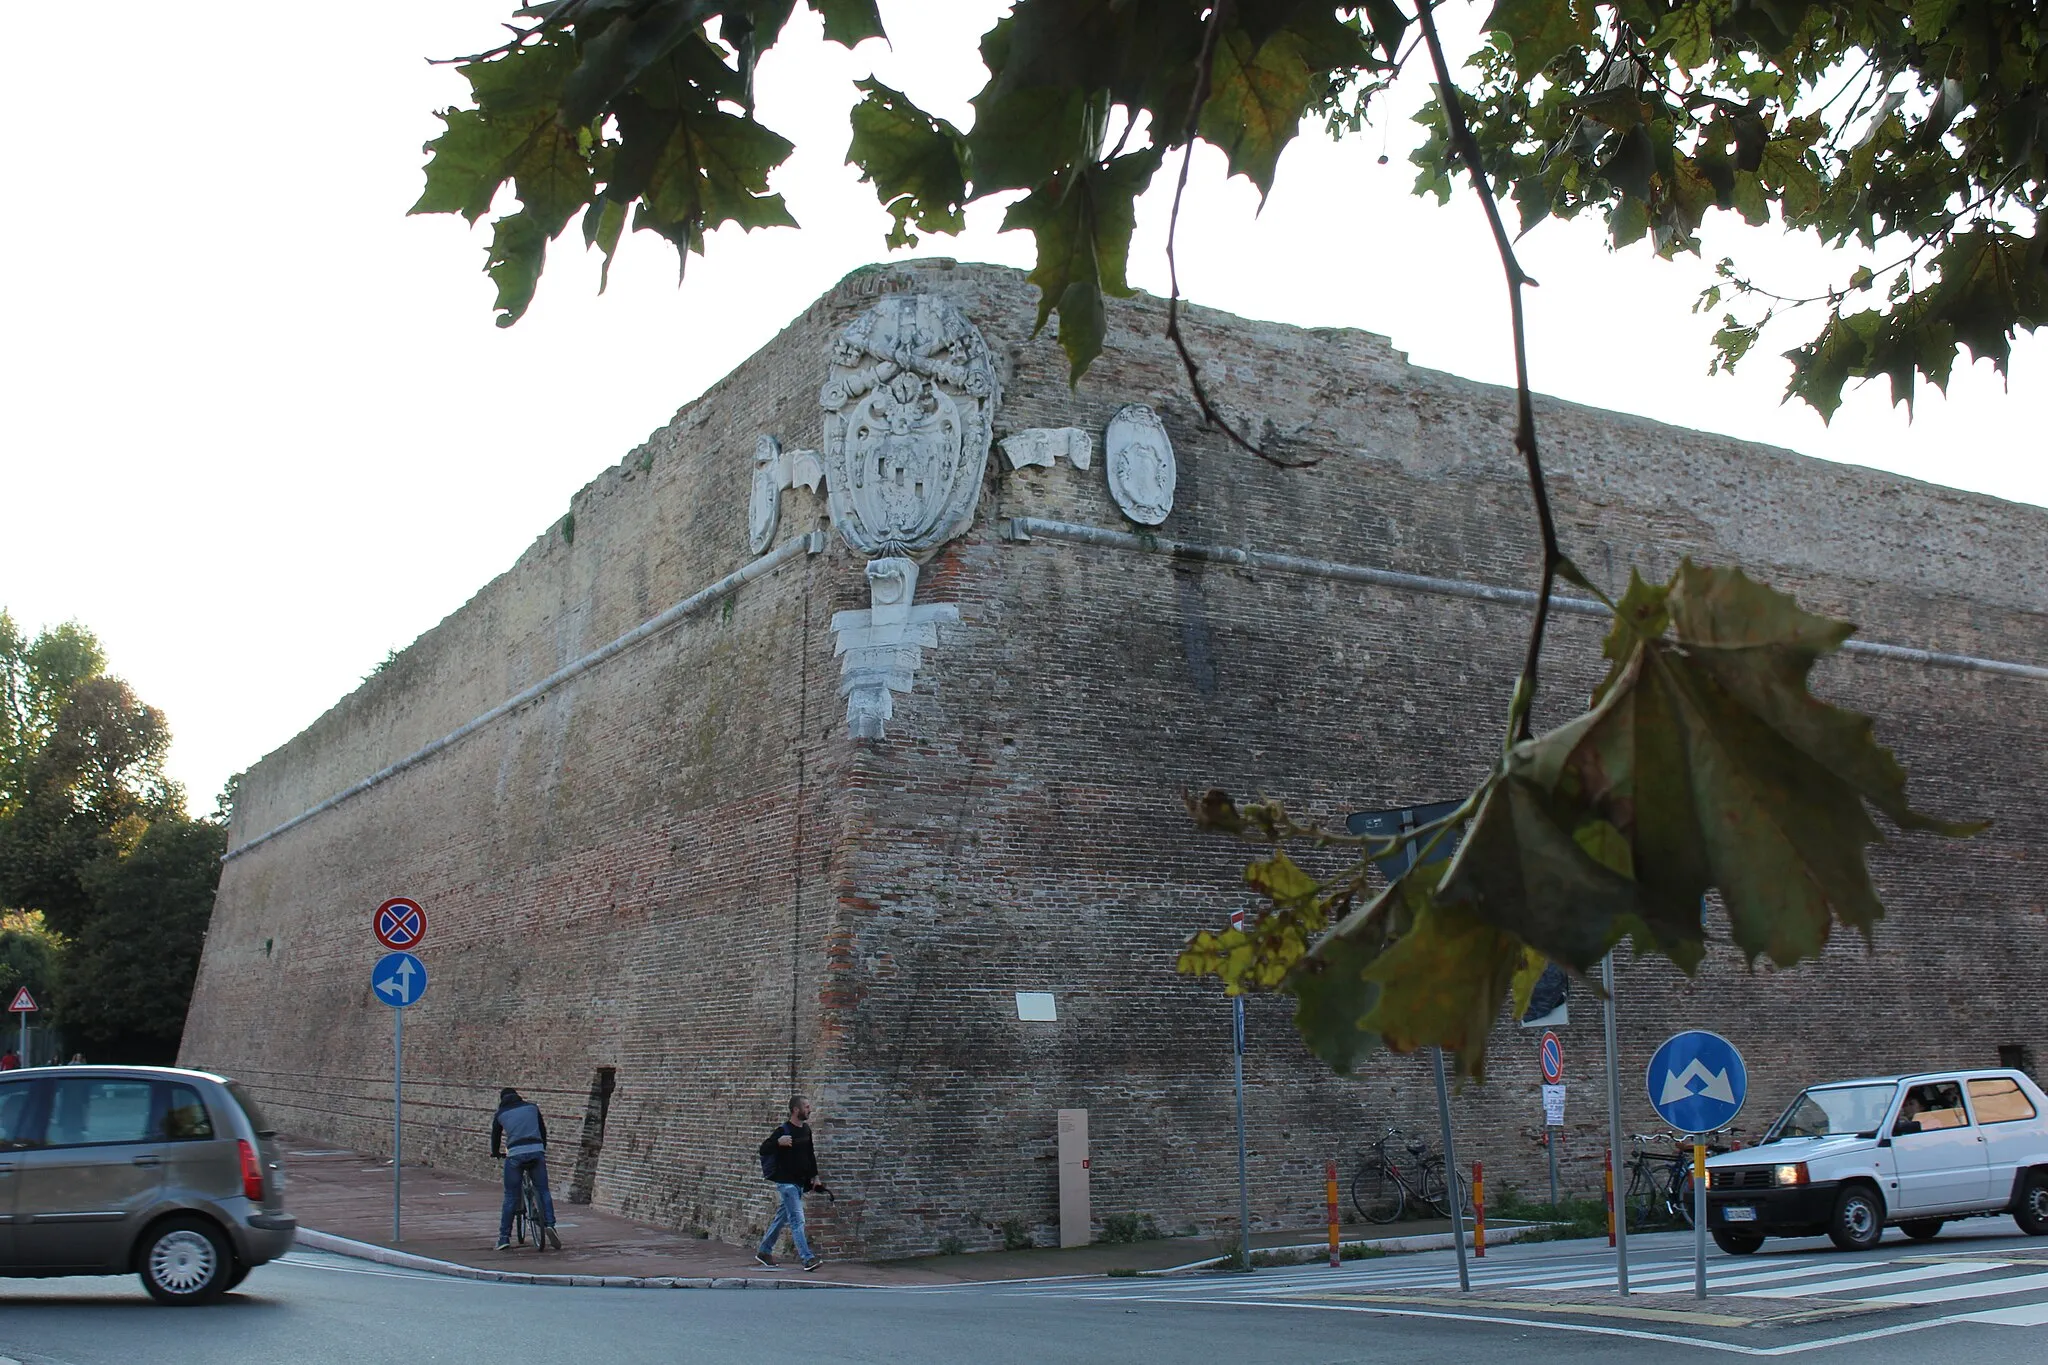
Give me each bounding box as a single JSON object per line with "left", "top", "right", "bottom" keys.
{"left": 496, "top": 1239, "right": 512, "bottom": 1252}
{"left": 802, "top": 1257, "right": 824, "bottom": 1272}
{"left": 544, "top": 1226, "right": 562, "bottom": 1251}
{"left": 755, "top": 1252, "right": 777, "bottom": 1268}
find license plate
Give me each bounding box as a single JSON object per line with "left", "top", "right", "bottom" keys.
{"left": 1723, "top": 1206, "right": 1757, "bottom": 1223}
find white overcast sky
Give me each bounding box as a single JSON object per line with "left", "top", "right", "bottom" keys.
{"left": 2, "top": 2, "right": 2041, "bottom": 808}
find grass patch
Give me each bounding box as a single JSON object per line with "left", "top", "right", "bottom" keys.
{"left": 1106, "top": 1267, "right": 1140, "bottom": 1278}
{"left": 1490, "top": 1187, "right": 1613, "bottom": 1241}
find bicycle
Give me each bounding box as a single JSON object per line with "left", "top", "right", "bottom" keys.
{"left": 509, "top": 1164, "right": 559, "bottom": 1251}
{"left": 1350, "top": 1131, "right": 1471, "bottom": 1224}
{"left": 1623, "top": 1130, "right": 1734, "bottom": 1231}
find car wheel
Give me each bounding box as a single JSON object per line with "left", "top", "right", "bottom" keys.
{"left": 2016, "top": 1171, "right": 2048, "bottom": 1236}
{"left": 138, "top": 1216, "right": 232, "bottom": 1305}
{"left": 1899, "top": 1219, "right": 1944, "bottom": 1242}
{"left": 1712, "top": 1230, "right": 1763, "bottom": 1255}
{"left": 1827, "top": 1185, "right": 1884, "bottom": 1252}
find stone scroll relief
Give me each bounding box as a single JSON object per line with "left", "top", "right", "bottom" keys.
{"left": 746, "top": 435, "right": 824, "bottom": 556}
{"left": 1105, "top": 403, "right": 1176, "bottom": 526}
{"left": 1000, "top": 427, "right": 1092, "bottom": 471}
{"left": 819, "top": 293, "right": 1000, "bottom": 738}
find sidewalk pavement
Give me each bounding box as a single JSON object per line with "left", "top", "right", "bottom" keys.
{"left": 278, "top": 1136, "right": 1545, "bottom": 1289}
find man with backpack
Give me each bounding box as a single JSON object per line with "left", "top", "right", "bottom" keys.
{"left": 756, "top": 1096, "right": 824, "bottom": 1270}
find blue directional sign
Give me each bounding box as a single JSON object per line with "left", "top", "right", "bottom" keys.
{"left": 372, "top": 951, "right": 427, "bottom": 1009}
{"left": 1647, "top": 1030, "right": 1747, "bottom": 1134}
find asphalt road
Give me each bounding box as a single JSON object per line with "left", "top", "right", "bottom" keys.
{"left": 3, "top": 1227, "right": 2045, "bottom": 1364}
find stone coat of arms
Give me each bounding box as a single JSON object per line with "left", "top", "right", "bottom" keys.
{"left": 819, "top": 294, "right": 998, "bottom": 559}
{"left": 819, "top": 293, "right": 1000, "bottom": 738}
{"left": 1105, "top": 403, "right": 1176, "bottom": 526}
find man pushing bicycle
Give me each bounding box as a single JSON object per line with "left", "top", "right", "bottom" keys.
{"left": 491, "top": 1087, "right": 561, "bottom": 1251}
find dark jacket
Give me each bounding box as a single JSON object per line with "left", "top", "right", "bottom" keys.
{"left": 758, "top": 1121, "right": 817, "bottom": 1187}
{"left": 491, "top": 1099, "right": 548, "bottom": 1158}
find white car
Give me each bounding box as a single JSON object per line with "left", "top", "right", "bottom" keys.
{"left": 1704, "top": 1068, "right": 2048, "bottom": 1254}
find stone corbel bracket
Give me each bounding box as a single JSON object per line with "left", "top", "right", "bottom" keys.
{"left": 830, "top": 558, "right": 958, "bottom": 739}
{"left": 1001, "top": 427, "right": 1093, "bottom": 472}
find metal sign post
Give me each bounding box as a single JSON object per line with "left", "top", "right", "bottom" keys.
{"left": 1540, "top": 1030, "right": 1564, "bottom": 1207}
{"left": 1347, "top": 803, "right": 1471, "bottom": 1293}
{"left": 8, "top": 987, "right": 33, "bottom": 1064}
{"left": 1645, "top": 1029, "right": 1748, "bottom": 1306}
{"left": 372, "top": 947, "right": 428, "bottom": 1244}
{"left": 1233, "top": 995, "right": 1250, "bottom": 1272}
{"left": 1431, "top": 1049, "right": 1471, "bottom": 1293}
{"left": 1694, "top": 1142, "right": 1708, "bottom": 1298}
{"left": 1229, "top": 907, "right": 1251, "bottom": 1272}
{"left": 394, "top": 1006, "right": 403, "bottom": 1242}
{"left": 1600, "top": 953, "right": 1628, "bottom": 1294}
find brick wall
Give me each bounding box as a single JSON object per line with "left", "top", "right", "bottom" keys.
{"left": 183, "top": 260, "right": 2048, "bottom": 1257}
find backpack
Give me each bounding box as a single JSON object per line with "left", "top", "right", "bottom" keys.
{"left": 759, "top": 1124, "right": 784, "bottom": 1181}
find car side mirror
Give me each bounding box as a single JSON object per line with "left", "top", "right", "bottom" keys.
{"left": 1893, "top": 1119, "right": 1922, "bottom": 1136}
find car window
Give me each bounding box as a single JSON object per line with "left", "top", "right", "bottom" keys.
{"left": 160, "top": 1082, "right": 215, "bottom": 1141}
{"left": 0, "top": 1081, "right": 35, "bottom": 1146}
{"left": 225, "top": 1081, "right": 274, "bottom": 1138}
{"left": 1900, "top": 1081, "right": 1970, "bottom": 1131}
{"left": 1766, "top": 1083, "right": 1895, "bottom": 1141}
{"left": 44, "top": 1078, "right": 156, "bottom": 1146}
{"left": 1968, "top": 1077, "right": 2039, "bottom": 1125}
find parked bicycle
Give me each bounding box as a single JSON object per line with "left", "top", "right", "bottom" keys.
{"left": 1350, "top": 1130, "right": 1469, "bottom": 1225}
{"left": 1623, "top": 1129, "right": 1735, "bottom": 1231}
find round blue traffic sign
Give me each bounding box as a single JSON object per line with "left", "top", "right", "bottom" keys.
{"left": 371, "top": 951, "right": 428, "bottom": 1009}
{"left": 1539, "top": 1031, "right": 1563, "bottom": 1084}
{"left": 1646, "top": 1030, "right": 1747, "bottom": 1134}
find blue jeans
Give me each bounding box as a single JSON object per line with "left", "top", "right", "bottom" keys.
{"left": 758, "top": 1182, "right": 813, "bottom": 1261}
{"left": 500, "top": 1150, "right": 556, "bottom": 1239}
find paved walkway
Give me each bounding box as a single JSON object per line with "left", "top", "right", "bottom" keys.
{"left": 278, "top": 1135, "right": 1535, "bottom": 1286}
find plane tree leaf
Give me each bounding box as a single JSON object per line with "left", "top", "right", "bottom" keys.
{"left": 846, "top": 79, "right": 968, "bottom": 250}
{"left": 1000, "top": 147, "right": 1164, "bottom": 381}
{"left": 1185, "top": 561, "right": 1981, "bottom": 1078}
{"left": 414, "top": 9, "right": 803, "bottom": 321}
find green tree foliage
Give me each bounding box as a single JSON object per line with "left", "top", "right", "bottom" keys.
{"left": 0, "top": 615, "right": 223, "bottom": 1063}
{"left": 417, "top": 1, "right": 2044, "bottom": 408}
{"left": 1, "top": 611, "right": 108, "bottom": 817}
{"left": 1431, "top": 0, "right": 2048, "bottom": 418}
{"left": 65, "top": 817, "right": 227, "bottom": 1064}
{"left": 0, "top": 675, "right": 180, "bottom": 935}
{"left": 0, "top": 912, "right": 63, "bottom": 1025}
{"left": 420, "top": 4, "right": 1989, "bottom": 1076}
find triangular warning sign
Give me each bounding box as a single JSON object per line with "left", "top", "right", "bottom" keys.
{"left": 8, "top": 987, "right": 36, "bottom": 1012}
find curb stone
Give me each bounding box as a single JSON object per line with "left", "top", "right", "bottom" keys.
{"left": 292, "top": 1229, "right": 857, "bottom": 1289}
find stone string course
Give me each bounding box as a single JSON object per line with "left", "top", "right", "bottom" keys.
{"left": 181, "top": 260, "right": 2048, "bottom": 1259}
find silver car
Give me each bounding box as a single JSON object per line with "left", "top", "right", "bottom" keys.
{"left": 0, "top": 1064, "right": 295, "bottom": 1303}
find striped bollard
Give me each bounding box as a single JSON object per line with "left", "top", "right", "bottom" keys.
{"left": 1327, "top": 1160, "right": 1340, "bottom": 1268}
{"left": 1473, "top": 1161, "right": 1486, "bottom": 1257}
{"left": 1605, "top": 1151, "right": 1616, "bottom": 1246}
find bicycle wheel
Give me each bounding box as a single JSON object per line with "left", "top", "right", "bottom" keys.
{"left": 1351, "top": 1161, "right": 1406, "bottom": 1224}
{"left": 1672, "top": 1171, "right": 1696, "bottom": 1228}
{"left": 523, "top": 1171, "right": 546, "bottom": 1248}
{"left": 1424, "top": 1161, "right": 1471, "bottom": 1221}
{"left": 1623, "top": 1162, "right": 1658, "bottom": 1231}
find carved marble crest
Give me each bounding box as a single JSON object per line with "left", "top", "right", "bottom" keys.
{"left": 1105, "top": 403, "right": 1176, "bottom": 526}
{"left": 747, "top": 435, "right": 783, "bottom": 555}
{"left": 818, "top": 294, "right": 998, "bottom": 740}
{"left": 819, "top": 293, "right": 999, "bottom": 559}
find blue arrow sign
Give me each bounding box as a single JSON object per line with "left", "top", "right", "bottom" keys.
{"left": 372, "top": 951, "right": 427, "bottom": 1009}
{"left": 1646, "top": 1030, "right": 1747, "bottom": 1134}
